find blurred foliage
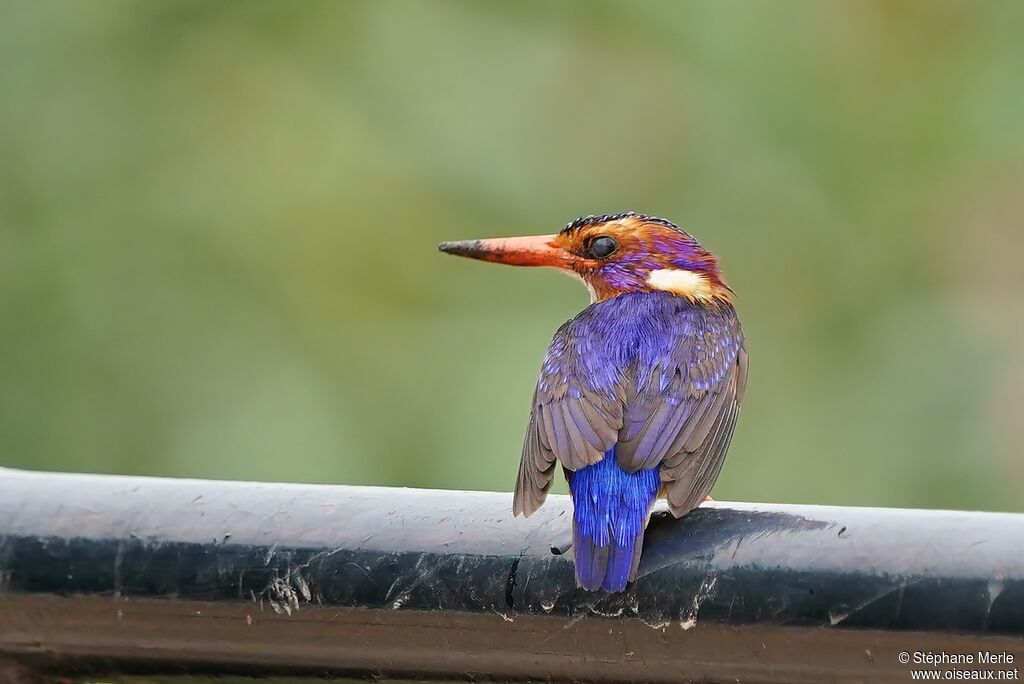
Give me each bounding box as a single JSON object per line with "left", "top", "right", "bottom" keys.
{"left": 1, "top": 0, "right": 1022, "bottom": 511}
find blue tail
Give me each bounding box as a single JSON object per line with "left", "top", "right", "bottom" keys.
{"left": 568, "top": 449, "right": 660, "bottom": 592}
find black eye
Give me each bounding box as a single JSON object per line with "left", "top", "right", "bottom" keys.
{"left": 587, "top": 236, "right": 618, "bottom": 259}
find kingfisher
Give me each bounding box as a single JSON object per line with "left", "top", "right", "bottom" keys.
{"left": 439, "top": 212, "right": 748, "bottom": 592}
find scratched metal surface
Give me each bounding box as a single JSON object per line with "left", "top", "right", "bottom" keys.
{"left": 1, "top": 467, "right": 1023, "bottom": 682}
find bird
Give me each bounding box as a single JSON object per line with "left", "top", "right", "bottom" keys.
{"left": 439, "top": 212, "right": 748, "bottom": 592}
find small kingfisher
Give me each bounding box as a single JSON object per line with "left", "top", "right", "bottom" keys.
{"left": 440, "top": 212, "right": 748, "bottom": 592}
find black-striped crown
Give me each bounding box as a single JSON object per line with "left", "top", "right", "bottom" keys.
{"left": 561, "top": 212, "right": 683, "bottom": 235}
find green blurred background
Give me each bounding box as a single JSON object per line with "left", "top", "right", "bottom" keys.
{"left": 2, "top": 1, "right": 1022, "bottom": 511}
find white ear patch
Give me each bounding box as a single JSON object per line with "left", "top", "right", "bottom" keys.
{"left": 647, "top": 268, "right": 715, "bottom": 301}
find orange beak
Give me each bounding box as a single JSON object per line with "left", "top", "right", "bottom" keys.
{"left": 438, "top": 234, "right": 574, "bottom": 269}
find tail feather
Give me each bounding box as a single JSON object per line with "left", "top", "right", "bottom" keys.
{"left": 569, "top": 449, "right": 660, "bottom": 592}
{"left": 572, "top": 524, "right": 610, "bottom": 591}
{"left": 601, "top": 528, "right": 644, "bottom": 592}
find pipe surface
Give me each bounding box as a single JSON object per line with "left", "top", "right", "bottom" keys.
{"left": 1, "top": 467, "right": 1022, "bottom": 683}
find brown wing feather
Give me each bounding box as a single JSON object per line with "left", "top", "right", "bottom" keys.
{"left": 513, "top": 348, "right": 623, "bottom": 516}
{"left": 513, "top": 409, "right": 557, "bottom": 516}
{"left": 661, "top": 344, "right": 748, "bottom": 516}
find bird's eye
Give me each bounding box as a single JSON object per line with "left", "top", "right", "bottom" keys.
{"left": 586, "top": 236, "right": 618, "bottom": 259}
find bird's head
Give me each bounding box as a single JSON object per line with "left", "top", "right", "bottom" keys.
{"left": 439, "top": 212, "right": 732, "bottom": 304}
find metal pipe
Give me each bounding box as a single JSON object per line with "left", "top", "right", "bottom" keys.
{"left": 1, "top": 467, "right": 1022, "bottom": 683}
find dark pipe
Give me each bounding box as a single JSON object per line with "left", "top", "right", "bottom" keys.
{"left": 1, "top": 467, "right": 1022, "bottom": 683}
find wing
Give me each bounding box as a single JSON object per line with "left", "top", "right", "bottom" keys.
{"left": 513, "top": 296, "right": 747, "bottom": 519}
{"left": 656, "top": 340, "right": 747, "bottom": 516}
{"left": 617, "top": 308, "right": 747, "bottom": 516}
{"left": 513, "top": 319, "right": 624, "bottom": 517}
